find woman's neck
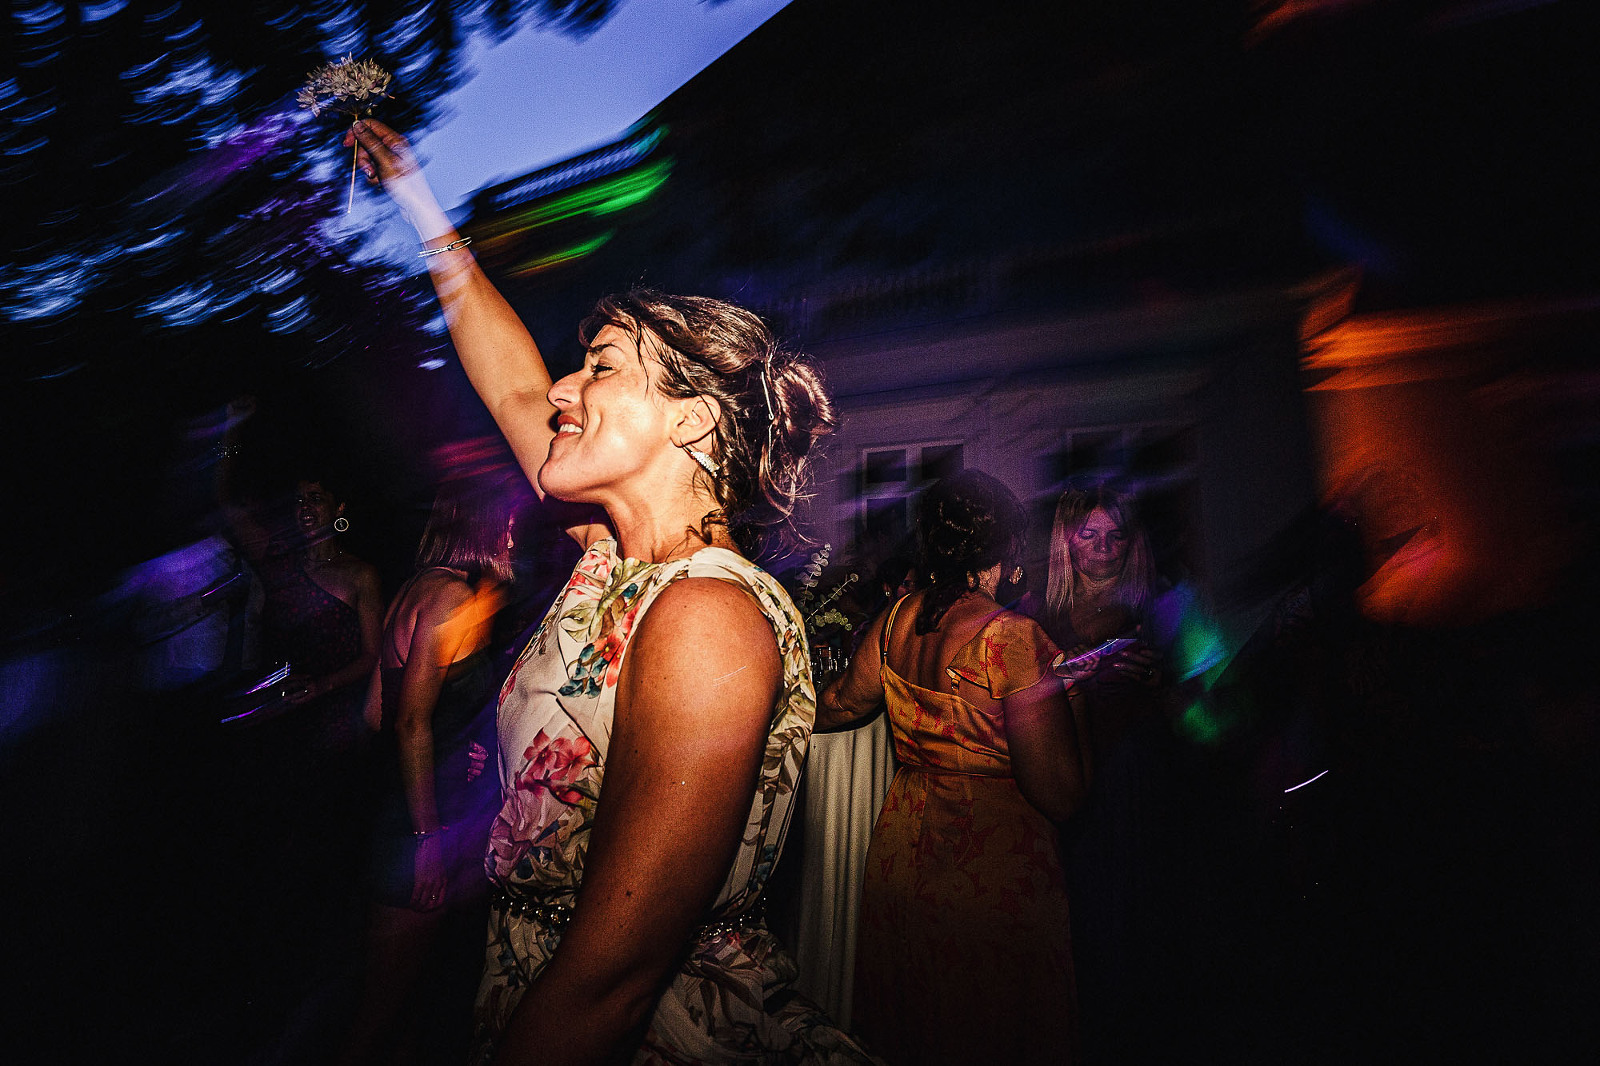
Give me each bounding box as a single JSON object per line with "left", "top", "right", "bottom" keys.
{"left": 609, "top": 511, "right": 735, "bottom": 564}
{"left": 605, "top": 485, "right": 733, "bottom": 563}
{"left": 1075, "top": 573, "right": 1122, "bottom": 604}
{"left": 301, "top": 534, "right": 342, "bottom": 567}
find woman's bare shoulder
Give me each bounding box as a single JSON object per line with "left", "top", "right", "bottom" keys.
{"left": 620, "top": 577, "right": 781, "bottom": 729}
{"left": 411, "top": 567, "right": 474, "bottom": 607}
{"left": 642, "top": 576, "right": 773, "bottom": 641}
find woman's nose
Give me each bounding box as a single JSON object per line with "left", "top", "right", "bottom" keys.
{"left": 548, "top": 371, "right": 581, "bottom": 406}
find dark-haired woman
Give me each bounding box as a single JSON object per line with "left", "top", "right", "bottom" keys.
{"left": 819, "top": 470, "right": 1090, "bottom": 1066}
{"left": 350, "top": 120, "right": 877, "bottom": 1065}
{"left": 339, "top": 478, "right": 518, "bottom": 1066}
{"left": 241, "top": 472, "right": 383, "bottom": 747}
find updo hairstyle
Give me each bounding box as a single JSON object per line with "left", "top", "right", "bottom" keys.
{"left": 914, "top": 470, "right": 1027, "bottom": 633}
{"left": 579, "top": 289, "right": 836, "bottom": 556}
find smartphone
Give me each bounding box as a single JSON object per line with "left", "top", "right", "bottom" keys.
{"left": 1053, "top": 636, "right": 1137, "bottom": 674}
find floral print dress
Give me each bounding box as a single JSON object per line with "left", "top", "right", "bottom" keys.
{"left": 471, "top": 537, "right": 878, "bottom": 1065}
{"left": 854, "top": 600, "right": 1077, "bottom": 1066}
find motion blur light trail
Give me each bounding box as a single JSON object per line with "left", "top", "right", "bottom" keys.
{"left": 1302, "top": 296, "right": 1585, "bottom": 626}
{"left": 464, "top": 122, "right": 673, "bottom": 277}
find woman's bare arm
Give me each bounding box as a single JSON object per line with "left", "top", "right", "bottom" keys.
{"left": 348, "top": 119, "right": 558, "bottom": 493}
{"left": 490, "top": 578, "right": 781, "bottom": 1066}
{"left": 394, "top": 575, "right": 477, "bottom": 908}
{"left": 362, "top": 661, "right": 383, "bottom": 733}
{"left": 1003, "top": 674, "right": 1088, "bottom": 824}
{"left": 817, "top": 605, "right": 889, "bottom": 730}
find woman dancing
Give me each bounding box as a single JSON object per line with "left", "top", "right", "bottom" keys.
{"left": 348, "top": 119, "right": 876, "bottom": 1065}
{"left": 340, "top": 476, "right": 518, "bottom": 1066}
{"left": 817, "top": 470, "right": 1089, "bottom": 1065}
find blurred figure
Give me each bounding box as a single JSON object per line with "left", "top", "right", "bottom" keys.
{"left": 215, "top": 398, "right": 382, "bottom": 744}
{"left": 820, "top": 470, "right": 1088, "bottom": 1066}
{"left": 1040, "top": 481, "right": 1222, "bottom": 1063}
{"left": 215, "top": 403, "right": 383, "bottom": 1009}
{"left": 113, "top": 533, "right": 256, "bottom": 695}
{"left": 339, "top": 475, "right": 518, "bottom": 1066}
{"left": 105, "top": 397, "right": 266, "bottom": 700}
{"left": 253, "top": 471, "right": 382, "bottom": 740}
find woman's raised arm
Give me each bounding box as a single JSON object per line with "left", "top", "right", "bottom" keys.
{"left": 347, "top": 119, "right": 558, "bottom": 493}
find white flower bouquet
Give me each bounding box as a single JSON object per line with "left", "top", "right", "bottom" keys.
{"left": 298, "top": 54, "right": 394, "bottom": 212}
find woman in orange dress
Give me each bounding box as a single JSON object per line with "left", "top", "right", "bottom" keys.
{"left": 819, "top": 470, "right": 1091, "bottom": 1066}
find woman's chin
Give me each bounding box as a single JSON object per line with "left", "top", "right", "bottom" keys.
{"left": 537, "top": 464, "right": 595, "bottom": 504}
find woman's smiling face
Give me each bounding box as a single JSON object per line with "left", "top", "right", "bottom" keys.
{"left": 294, "top": 480, "right": 342, "bottom": 535}
{"left": 539, "top": 323, "right": 680, "bottom": 503}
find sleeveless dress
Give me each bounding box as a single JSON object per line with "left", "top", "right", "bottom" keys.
{"left": 257, "top": 551, "right": 364, "bottom": 755}
{"left": 259, "top": 552, "right": 362, "bottom": 681}
{"left": 367, "top": 614, "right": 499, "bottom": 907}
{"left": 853, "top": 598, "right": 1078, "bottom": 1066}
{"left": 471, "top": 537, "right": 879, "bottom": 1065}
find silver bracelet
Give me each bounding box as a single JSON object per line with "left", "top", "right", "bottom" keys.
{"left": 418, "top": 236, "right": 471, "bottom": 258}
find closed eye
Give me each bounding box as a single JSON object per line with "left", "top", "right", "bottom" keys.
{"left": 584, "top": 340, "right": 622, "bottom": 375}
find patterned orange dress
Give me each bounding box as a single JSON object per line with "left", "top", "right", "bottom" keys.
{"left": 853, "top": 599, "right": 1078, "bottom": 1066}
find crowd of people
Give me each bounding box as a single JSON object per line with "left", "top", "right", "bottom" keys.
{"left": 10, "top": 111, "right": 1582, "bottom": 1066}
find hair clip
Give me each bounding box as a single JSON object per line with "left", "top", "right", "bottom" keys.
{"left": 759, "top": 353, "right": 776, "bottom": 423}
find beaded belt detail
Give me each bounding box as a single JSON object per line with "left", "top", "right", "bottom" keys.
{"left": 492, "top": 893, "right": 574, "bottom": 929}
{"left": 492, "top": 889, "right": 764, "bottom": 941}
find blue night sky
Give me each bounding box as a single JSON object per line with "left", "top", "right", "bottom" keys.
{"left": 416, "top": 0, "right": 793, "bottom": 211}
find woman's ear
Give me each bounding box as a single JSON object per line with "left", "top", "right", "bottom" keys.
{"left": 672, "top": 396, "right": 722, "bottom": 449}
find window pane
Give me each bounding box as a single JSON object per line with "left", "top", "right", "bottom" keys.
{"left": 918, "top": 444, "right": 963, "bottom": 484}
{"left": 862, "top": 449, "right": 908, "bottom": 487}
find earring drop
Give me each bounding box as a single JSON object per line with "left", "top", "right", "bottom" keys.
{"left": 333, "top": 516, "right": 350, "bottom": 533}
{"left": 684, "top": 446, "right": 721, "bottom": 478}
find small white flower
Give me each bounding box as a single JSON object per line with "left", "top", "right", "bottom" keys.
{"left": 298, "top": 54, "right": 393, "bottom": 120}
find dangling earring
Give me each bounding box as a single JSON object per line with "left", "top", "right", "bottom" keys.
{"left": 1011, "top": 566, "right": 1024, "bottom": 584}
{"left": 966, "top": 572, "right": 978, "bottom": 590}
{"left": 333, "top": 516, "right": 350, "bottom": 533}
{"left": 684, "top": 445, "right": 721, "bottom": 478}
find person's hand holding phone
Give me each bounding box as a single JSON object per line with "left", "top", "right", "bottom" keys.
{"left": 1104, "top": 638, "right": 1162, "bottom": 687}
{"left": 1053, "top": 635, "right": 1135, "bottom": 687}
{"left": 1053, "top": 630, "right": 1162, "bottom": 689}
